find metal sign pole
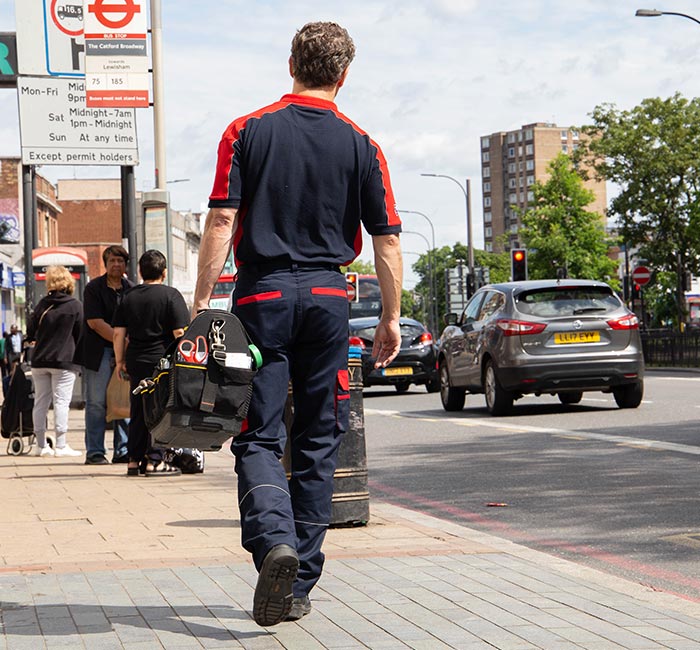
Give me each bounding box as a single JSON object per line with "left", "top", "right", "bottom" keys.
{"left": 22, "top": 165, "right": 36, "bottom": 326}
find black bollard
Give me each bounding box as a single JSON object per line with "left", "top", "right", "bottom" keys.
{"left": 283, "top": 348, "right": 369, "bottom": 527}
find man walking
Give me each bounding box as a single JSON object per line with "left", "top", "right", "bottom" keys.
{"left": 83, "top": 245, "right": 133, "bottom": 465}
{"left": 193, "top": 21, "right": 403, "bottom": 627}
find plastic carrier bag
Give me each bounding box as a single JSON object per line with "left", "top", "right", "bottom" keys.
{"left": 141, "top": 309, "right": 259, "bottom": 451}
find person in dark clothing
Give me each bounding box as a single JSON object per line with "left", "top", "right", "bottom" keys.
{"left": 6, "top": 324, "right": 23, "bottom": 370}
{"left": 26, "top": 266, "right": 83, "bottom": 457}
{"left": 113, "top": 250, "right": 190, "bottom": 476}
{"left": 192, "top": 22, "right": 403, "bottom": 626}
{"left": 83, "top": 245, "right": 133, "bottom": 465}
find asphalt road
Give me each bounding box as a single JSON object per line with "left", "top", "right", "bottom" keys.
{"left": 362, "top": 370, "right": 700, "bottom": 602}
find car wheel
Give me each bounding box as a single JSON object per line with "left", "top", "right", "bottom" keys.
{"left": 558, "top": 391, "right": 583, "bottom": 405}
{"left": 483, "top": 360, "right": 513, "bottom": 416}
{"left": 395, "top": 381, "right": 410, "bottom": 394}
{"left": 425, "top": 376, "right": 440, "bottom": 393}
{"left": 612, "top": 381, "right": 644, "bottom": 409}
{"left": 439, "top": 360, "right": 465, "bottom": 411}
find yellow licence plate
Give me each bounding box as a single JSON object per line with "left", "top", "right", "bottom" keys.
{"left": 554, "top": 331, "right": 601, "bottom": 344}
{"left": 383, "top": 367, "right": 413, "bottom": 376}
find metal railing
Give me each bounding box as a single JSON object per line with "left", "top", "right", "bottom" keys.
{"left": 641, "top": 329, "right": 700, "bottom": 367}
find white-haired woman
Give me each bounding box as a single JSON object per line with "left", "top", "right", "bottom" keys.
{"left": 27, "top": 265, "right": 83, "bottom": 457}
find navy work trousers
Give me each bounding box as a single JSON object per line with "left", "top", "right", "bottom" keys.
{"left": 231, "top": 265, "right": 350, "bottom": 597}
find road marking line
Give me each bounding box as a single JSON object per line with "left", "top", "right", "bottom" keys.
{"left": 364, "top": 408, "right": 700, "bottom": 456}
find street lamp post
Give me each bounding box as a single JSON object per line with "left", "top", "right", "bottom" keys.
{"left": 403, "top": 230, "right": 435, "bottom": 333}
{"left": 421, "top": 173, "right": 474, "bottom": 280}
{"left": 398, "top": 209, "right": 438, "bottom": 335}
{"left": 636, "top": 8, "right": 700, "bottom": 26}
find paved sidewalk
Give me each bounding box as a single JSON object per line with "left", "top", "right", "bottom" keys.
{"left": 2, "top": 413, "right": 700, "bottom": 649}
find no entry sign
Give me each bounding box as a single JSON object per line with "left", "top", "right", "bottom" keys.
{"left": 632, "top": 265, "right": 651, "bottom": 287}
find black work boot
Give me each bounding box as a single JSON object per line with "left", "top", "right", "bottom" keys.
{"left": 285, "top": 595, "right": 312, "bottom": 621}
{"left": 253, "top": 544, "right": 299, "bottom": 626}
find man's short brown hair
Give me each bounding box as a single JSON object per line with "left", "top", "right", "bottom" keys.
{"left": 290, "top": 22, "right": 355, "bottom": 89}
{"left": 102, "top": 245, "right": 129, "bottom": 266}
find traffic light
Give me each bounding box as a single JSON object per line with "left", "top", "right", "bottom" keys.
{"left": 345, "top": 271, "right": 359, "bottom": 303}
{"left": 511, "top": 248, "right": 528, "bottom": 282}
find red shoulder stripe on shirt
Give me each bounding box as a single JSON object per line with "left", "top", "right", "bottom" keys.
{"left": 327, "top": 108, "right": 401, "bottom": 228}
{"left": 209, "top": 100, "right": 291, "bottom": 204}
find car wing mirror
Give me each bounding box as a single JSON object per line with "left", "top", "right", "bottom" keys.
{"left": 444, "top": 313, "right": 458, "bottom": 326}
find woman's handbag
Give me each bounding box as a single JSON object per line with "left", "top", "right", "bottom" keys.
{"left": 106, "top": 366, "right": 131, "bottom": 421}
{"left": 141, "top": 310, "right": 259, "bottom": 451}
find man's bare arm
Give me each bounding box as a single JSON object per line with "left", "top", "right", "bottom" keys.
{"left": 192, "top": 207, "right": 239, "bottom": 316}
{"left": 371, "top": 233, "right": 403, "bottom": 368}
{"left": 88, "top": 318, "right": 115, "bottom": 343}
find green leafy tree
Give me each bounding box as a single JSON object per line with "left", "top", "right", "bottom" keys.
{"left": 410, "top": 244, "right": 510, "bottom": 330}
{"left": 578, "top": 94, "right": 700, "bottom": 326}
{"left": 517, "top": 153, "right": 619, "bottom": 286}
{"left": 342, "top": 259, "right": 375, "bottom": 274}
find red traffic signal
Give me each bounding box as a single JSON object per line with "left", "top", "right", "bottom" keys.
{"left": 511, "top": 248, "right": 528, "bottom": 281}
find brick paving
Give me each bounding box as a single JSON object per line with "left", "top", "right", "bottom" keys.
{"left": 1, "top": 413, "right": 700, "bottom": 649}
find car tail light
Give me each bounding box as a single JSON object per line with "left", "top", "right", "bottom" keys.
{"left": 348, "top": 336, "right": 366, "bottom": 349}
{"left": 607, "top": 314, "right": 639, "bottom": 330}
{"left": 417, "top": 332, "right": 433, "bottom": 345}
{"left": 496, "top": 319, "right": 547, "bottom": 336}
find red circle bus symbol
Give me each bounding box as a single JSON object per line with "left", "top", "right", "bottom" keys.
{"left": 50, "top": 0, "right": 84, "bottom": 37}
{"left": 87, "top": 0, "right": 142, "bottom": 30}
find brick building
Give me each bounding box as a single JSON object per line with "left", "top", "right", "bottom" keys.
{"left": 0, "top": 158, "right": 61, "bottom": 329}
{"left": 480, "top": 123, "right": 607, "bottom": 253}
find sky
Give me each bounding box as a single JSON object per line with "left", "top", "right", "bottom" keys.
{"left": 1, "top": 0, "right": 699, "bottom": 289}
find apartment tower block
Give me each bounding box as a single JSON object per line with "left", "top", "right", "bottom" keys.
{"left": 480, "top": 123, "right": 607, "bottom": 253}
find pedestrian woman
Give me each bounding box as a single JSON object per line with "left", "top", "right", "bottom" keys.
{"left": 27, "top": 265, "right": 83, "bottom": 457}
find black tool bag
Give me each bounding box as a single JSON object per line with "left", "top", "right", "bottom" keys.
{"left": 142, "top": 309, "right": 258, "bottom": 451}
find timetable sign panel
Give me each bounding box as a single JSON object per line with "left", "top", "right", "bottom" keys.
{"left": 83, "top": 0, "right": 149, "bottom": 107}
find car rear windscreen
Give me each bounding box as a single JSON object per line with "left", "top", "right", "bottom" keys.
{"left": 516, "top": 286, "right": 621, "bottom": 318}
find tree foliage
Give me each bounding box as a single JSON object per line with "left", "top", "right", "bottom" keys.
{"left": 517, "top": 153, "right": 619, "bottom": 286}
{"left": 577, "top": 93, "right": 700, "bottom": 324}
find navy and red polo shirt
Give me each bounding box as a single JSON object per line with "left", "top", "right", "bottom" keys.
{"left": 209, "top": 94, "right": 401, "bottom": 267}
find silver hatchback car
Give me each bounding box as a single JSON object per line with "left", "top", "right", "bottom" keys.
{"left": 437, "top": 279, "right": 645, "bottom": 415}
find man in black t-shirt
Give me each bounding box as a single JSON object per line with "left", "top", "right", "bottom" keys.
{"left": 113, "top": 250, "right": 190, "bottom": 476}
{"left": 83, "top": 246, "right": 134, "bottom": 465}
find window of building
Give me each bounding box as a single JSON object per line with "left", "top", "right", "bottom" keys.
{"left": 508, "top": 178, "right": 516, "bottom": 189}
{"left": 508, "top": 147, "right": 515, "bottom": 158}
{"left": 509, "top": 193, "right": 517, "bottom": 204}
{"left": 525, "top": 144, "right": 534, "bottom": 155}
{"left": 525, "top": 128, "right": 533, "bottom": 140}
{"left": 482, "top": 151, "right": 490, "bottom": 163}
{"left": 527, "top": 191, "right": 534, "bottom": 201}
{"left": 483, "top": 166, "right": 490, "bottom": 178}
{"left": 518, "top": 131, "right": 523, "bottom": 142}
{"left": 511, "top": 224, "right": 519, "bottom": 233}
{"left": 526, "top": 160, "right": 535, "bottom": 171}
{"left": 571, "top": 130, "right": 579, "bottom": 140}
{"left": 519, "top": 177, "right": 525, "bottom": 187}
{"left": 484, "top": 211, "right": 492, "bottom": 223}
{"left": 508, "top": 162, "right": 516, "bottom": 173}
{"left": 572, "top": 143, "right": 579, "bottom": 151}
{"left": 484, "top": 196, "right": 491, "bottom": 207}
{"left": 508, "top": 132, "right": 516, "bottom": 144}
{"left": 519, "top": 191, "right": 525, "bottom": 202}
{"left": 483, "top": 182, "right": 491, "bottom": 192}
{"left": 485, "top": 226, "right": 492, "bottom": 237}
{"left": 519, "top": 161, "right": 524, "bottom": 171}
{"left": 518, "top": 146, "right": 523, "bottom": 157}
{"left": 481, "top": 136, "right": 490, "bottom": 148}
{"left": 527, "top": 175, "right": 535, "bottom": 186}
{"left": 561, "top": 144, "right": 568, "bottom": 154}
{"left": 485, "top": 242, "right": 493, "bottom": 252}
{"left": 561, "top": 129, "right": 568, "bottom": 139}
